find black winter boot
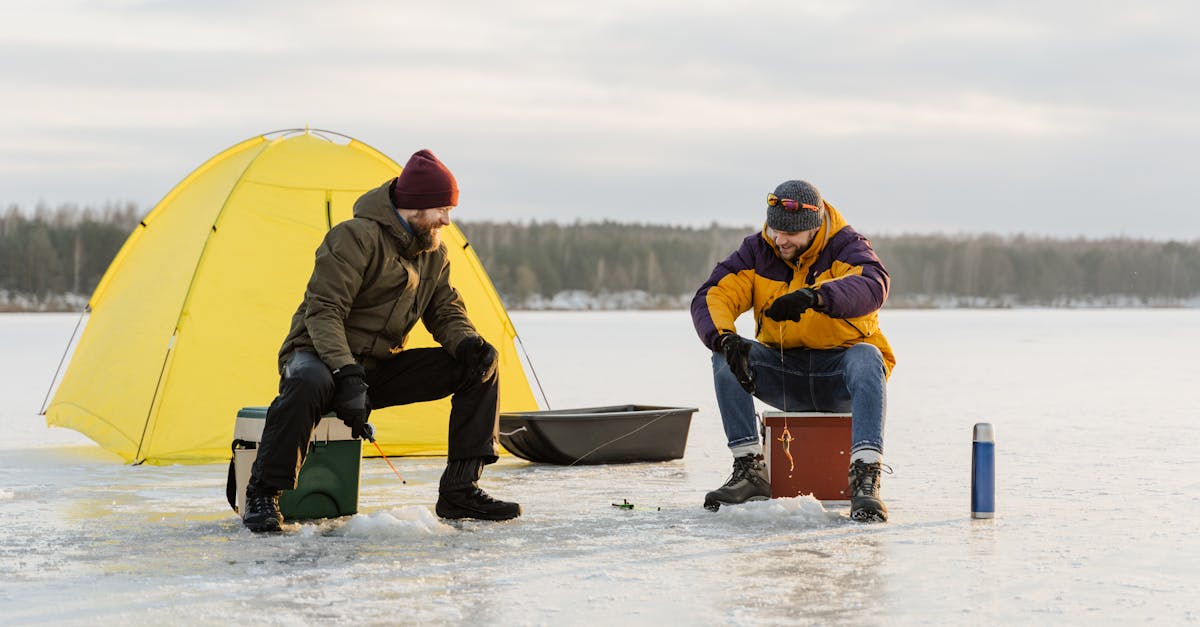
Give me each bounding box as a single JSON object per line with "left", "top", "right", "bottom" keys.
{"left": 243, "top": 478, "right": 283, "bottom": 533}
{"left": 704, "top": 454, "right": 770, "bottom": 511}
{"left": 436, "top": 457, "right": 521, "bottom": 521}
{"left": 848, "top": 459, "right": 890, "bottom": 523}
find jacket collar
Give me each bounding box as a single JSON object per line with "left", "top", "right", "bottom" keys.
{"left": 353, "top": 180, "right": 426, "bottom": 259}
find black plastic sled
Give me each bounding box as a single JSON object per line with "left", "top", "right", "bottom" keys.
{"left": 498, "top": 404, "right": 697, "bottom": 465}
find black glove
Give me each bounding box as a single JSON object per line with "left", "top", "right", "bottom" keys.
{"left": 456, "top": 336, "right": 498, "bottom": 381}
{"left": 764, "top": 288, "right": 819, "bottom": 322}
{"left": 719, "top": 333, "right": 755, "bottom": 395}
{"left": 331, "top": 364, "right": 371, "bottom": 440}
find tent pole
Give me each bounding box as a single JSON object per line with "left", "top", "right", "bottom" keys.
{"left": 515, "top": 333, "right": 550, "bottom": 411}
{"left": 133, "top": 333, "right": 176, "bottom": 464}
{"left": 39, "top": 305, "right": 89, "bottom": 416}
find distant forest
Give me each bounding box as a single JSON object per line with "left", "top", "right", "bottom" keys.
{"left": 2, "top": 203, "right": 1199, "bottom": 311}
{"left": 1, "top": 204, "right": 141, "bottom": 311}
{"left": 460, "top": 222, "right": 1200, "bottom": 308}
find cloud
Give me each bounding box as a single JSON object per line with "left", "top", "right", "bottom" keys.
{"left": 1, "top": 1, "right": 1197, "bottom": 238}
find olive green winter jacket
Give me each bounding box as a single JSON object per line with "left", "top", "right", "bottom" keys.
{"left": 276, "top": 180, "right": 477, "bottom": 372}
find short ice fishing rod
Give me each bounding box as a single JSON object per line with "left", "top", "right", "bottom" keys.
{"left": 363, "top": 424, "right": 406, "bottom": 484}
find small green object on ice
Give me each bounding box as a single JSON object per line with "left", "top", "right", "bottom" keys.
{"left": 611, "top": 499, "right": 660, "bottom": 511}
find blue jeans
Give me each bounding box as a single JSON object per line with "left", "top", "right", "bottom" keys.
{"left": 711, "top": 341, "right": 887, "bottom": 454}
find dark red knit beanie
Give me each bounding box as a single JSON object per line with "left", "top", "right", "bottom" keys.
{"left": 391, "top": 149, "right": 459, "bottom": 209}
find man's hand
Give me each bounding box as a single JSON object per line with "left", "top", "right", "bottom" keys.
{"left": 719, "top": 333, "right": 755, "bottom": 395}
{"left": 331, "top": 364, "right": 372, "bottom": 440}
{"left": 764, "top": 288, "right": 819, "bottom": 322}
{"left": 456, "top": 335, "right": 498, "bottom": 381}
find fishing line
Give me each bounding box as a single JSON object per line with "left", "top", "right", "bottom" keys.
{"left": 777, "top": 319, "right": 795, "bottom": 471}
{"left": 779, "top": 320, "right": 787, "bottom": 413}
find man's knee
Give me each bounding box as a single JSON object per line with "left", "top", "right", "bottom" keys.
{"left": 844, "top": 343, "right": 884, "bottom": 379}
{"left": 280, "top": 352, "right": 335, "bottom": 402}
{"left": 846, "top": 342, "right": 882, "bottom": 363}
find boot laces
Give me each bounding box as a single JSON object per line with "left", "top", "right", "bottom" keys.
{"left": 247, "top": 492, "right": 279, "bottom": 513}
{"left": 468, "top": 487, "right": 501, "bottom": 504}
{"left": 723, "top": 455, "right": 761, "bottom": 487}
{"left": 849, "top": 460, "right": 892, "bottom": 497}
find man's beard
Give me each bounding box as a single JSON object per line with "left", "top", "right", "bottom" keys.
{"left": 413, "top": 224, "right": 440, "bottom": 252}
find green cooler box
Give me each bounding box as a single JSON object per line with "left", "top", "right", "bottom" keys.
{"left": 230, "top": 407, "right": 362, "bottom": 521}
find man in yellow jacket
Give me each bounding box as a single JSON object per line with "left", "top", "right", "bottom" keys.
{"left": 691, "top": 180, "right": 895, "bottom": 522}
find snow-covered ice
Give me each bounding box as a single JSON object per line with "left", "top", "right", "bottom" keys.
{"left": 1, "top": 309, "right": 1197, "bottom": 625}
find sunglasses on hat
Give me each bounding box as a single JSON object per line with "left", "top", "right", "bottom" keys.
{"left": 767, "top": 194, "right": 820, "bottom": 213}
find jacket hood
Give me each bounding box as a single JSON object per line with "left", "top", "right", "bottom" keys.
{"left": 353, "top": 179, "right": 424, "bottom": 258}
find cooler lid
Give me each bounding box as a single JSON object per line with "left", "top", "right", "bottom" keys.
{"left": 233, "top": 407, "right": 352, "bottom": 442}
{"left": 762, "top": 411, "right": 851, "bottom": 423}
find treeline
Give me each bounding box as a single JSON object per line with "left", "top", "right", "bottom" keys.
{"left": 874, "top": 233, "right": 1200, "bottom": 307}
{"left": 458, "top": 220, "right": 749, "bottom": 308}
{"left": 2, "top": 204, "right": 1198, "bottom": 311}
{"left": 0, "top": 204, "right": 141, "bottom": 311}
{"left": 457, "top": 221, "right": 1200, "bottom": 308}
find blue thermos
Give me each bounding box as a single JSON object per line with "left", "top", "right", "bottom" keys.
{"left": 971, "top": 423, "right": 995, "bottom": 519}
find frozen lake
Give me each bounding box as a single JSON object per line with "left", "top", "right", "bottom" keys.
{"left": 1, "top": 309, "right": 1197, "bottom": 625}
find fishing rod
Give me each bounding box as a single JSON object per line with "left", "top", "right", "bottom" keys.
{"left": 363, "top": 424, "right": 406, "bottom": 484}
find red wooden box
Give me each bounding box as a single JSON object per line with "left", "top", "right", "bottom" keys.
{"left": 763, "top": 412, "right": 851, "bottom": 501}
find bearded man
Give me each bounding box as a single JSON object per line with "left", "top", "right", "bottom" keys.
{"left": 243, "top": 149, "right": 519, "bottom": 532}
{"left": 691, "top": 179, "right": 895, "bottom": 522}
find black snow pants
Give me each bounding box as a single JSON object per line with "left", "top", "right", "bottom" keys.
{"left": 250, "top": 348, "right": 500, "bottom": 491}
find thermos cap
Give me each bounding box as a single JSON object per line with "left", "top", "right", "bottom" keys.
{"left": 973, "top": 422, "right": 994, "bottom": 442}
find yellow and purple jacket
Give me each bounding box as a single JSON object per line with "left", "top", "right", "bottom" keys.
{"left": 691, "top": 202, "right": 896, "bottom": 376}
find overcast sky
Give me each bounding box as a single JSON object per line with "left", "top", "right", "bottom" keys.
{"left": 2, "top": 1, "right": 1197, "bottom": 239}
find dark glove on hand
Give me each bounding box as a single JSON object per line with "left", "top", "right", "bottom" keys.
{"left": 331, "top": 364, "right": 371, "bottom": 440}
{"left": 719, "top": 333, "right": 756, "bottom": 395}
{"left": 457, "top": 336, "right": 498, "bottom": 381}
{"left": 764, "top": 288, "right": 819, "bottom": 322}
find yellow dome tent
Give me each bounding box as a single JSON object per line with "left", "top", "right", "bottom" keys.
{"left": 45, "top": 129, "right": 539, "bottom": 464}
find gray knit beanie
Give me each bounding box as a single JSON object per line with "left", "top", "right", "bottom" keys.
{"left": 767, "top": 180, "right": 824, "bottom": 232}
